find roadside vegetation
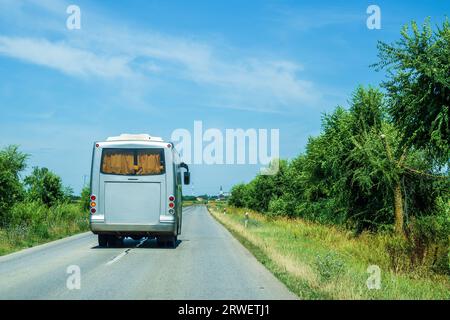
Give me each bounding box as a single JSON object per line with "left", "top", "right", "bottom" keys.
{"left": 209, "top": 203, "right": 449, "bottom": 299}
{"left": 225, "top": 19, "right": 449, "bottom": 298}
{"left": 0, "top": 146, "right": 89, "bottom": 256}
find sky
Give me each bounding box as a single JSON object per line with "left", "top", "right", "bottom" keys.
{"left": 0, "top": 0, "right": 448, "bottom": 195}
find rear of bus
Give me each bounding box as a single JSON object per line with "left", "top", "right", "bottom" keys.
{"left": 89, "top": 136, "right": 181, "bottom": 247}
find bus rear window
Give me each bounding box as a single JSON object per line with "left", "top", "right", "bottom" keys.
{"left": 101, "top": 148, "right": 165, "bottom": 175}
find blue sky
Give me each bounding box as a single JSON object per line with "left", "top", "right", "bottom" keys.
{"left": 0, "top": 0, "right": 448, "bottom": 195}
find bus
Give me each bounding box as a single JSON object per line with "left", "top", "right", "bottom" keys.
{"left": 89, "top": 134, "right": 190, "bottom": 248}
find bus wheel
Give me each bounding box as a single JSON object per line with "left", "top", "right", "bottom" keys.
{"left": 169, "top": 235, "right": 177, "bottom": 248}
{"left": 98, "top": 235, "right": 108, "bottom": 247}
{"left": 156, "top": 237, "right": 165, "bottom": 247}
{"left": 107, "top": 235, "right": 122, "bottom": 248}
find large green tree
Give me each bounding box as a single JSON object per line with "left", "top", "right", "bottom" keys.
{"left": 304, "top": 87, "right": 443, "bottom": 233}
{"left": 24, "top": 167, "right": 68, "bottom": 207}
{"left": 374, "top": 19, "right": 450, "bottom": 165}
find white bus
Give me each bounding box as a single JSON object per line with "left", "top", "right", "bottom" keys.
{"left": 89, "top": 134, "right": 190, "bottom": 248}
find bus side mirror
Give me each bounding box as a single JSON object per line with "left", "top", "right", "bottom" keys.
{"left": 183, "top": 171, "right": 190, "bottom": 185}
{"left": 180, "top": 162, "right": 190, "bottom": 185}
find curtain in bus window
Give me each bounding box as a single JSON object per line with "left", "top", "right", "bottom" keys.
{"left": 102, "top": 150, "right": 134, "bottom": 174}
{"left": 138, "top": 151, "right": 163, "bottom": 175}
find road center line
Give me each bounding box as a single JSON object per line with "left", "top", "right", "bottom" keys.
{"left": 105, "top": 238, "right": 147, "bottom": 266}
{"left": 136, "top": 238, "right": 147, "bottom": 248}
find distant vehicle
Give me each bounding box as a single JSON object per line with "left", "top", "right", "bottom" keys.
{"left": 89, "top": 134, "right": 190, "bottom": 248}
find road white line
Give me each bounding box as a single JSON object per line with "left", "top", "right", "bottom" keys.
{"left": 136, "top": 238, "right": 147, "bottom": 248}
{"left": 106, "top": 250, "right": 129, "bottom": 265}
{"left": 105, "top": 238, "right": 147, "bottom": 266}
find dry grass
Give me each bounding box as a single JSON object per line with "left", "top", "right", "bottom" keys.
{"left": 208, "top": 204, "right": 450, "bottom": 300}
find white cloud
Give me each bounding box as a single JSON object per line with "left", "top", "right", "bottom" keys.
{"left": 0, "top": 0, "right": 322, "bottom": 113}
{"left": 0, "top": 36, "right": 133, "bottom": 78}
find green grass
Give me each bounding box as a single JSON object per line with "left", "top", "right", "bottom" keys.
{"left": 208, "top": 204, "right": 450, "bottom": 300}
{"left": 0, "top": 202, "right": 89, "bottom": 256}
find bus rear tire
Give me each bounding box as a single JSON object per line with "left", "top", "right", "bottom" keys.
{"left": 98, "top": 235, "right": 108, "bottom": 247}
{"left": 108, "top": 235, "right": 123, "bottom": 248}
{"left": 156, "top": 237, "right": 165, "bottom": 247}
{"left": 168, "top": 235, "right": 177, "bottom": 248}
{"left": 171, "top": 235, "right": 177, "bottom": 248}
{"left": 156, "top": 236, "right": 177, "bottom": 248}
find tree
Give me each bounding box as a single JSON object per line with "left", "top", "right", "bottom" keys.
{"left": 0, "top": 145, "right": 27, "bottom": 223}
{"left": 24, "top": 167, "right": 67, "bottom": 207}
{"left": 296, "top": 86, "right": 444, "bottom": 234}
{"left": 80, "top": 186, "right": 91, "bottom": 211}
{"left": 374, "top": 19, "right": 450, "bottom": 165}
{"left": 229, "top": 184, "right": 247, "bottom": 208}
{"left": 228, "top": 85, "right": 447, "bottom": 235}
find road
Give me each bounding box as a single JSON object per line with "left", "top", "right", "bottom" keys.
{"left": 0, "top": 205, "right": 297, "bottom": 299}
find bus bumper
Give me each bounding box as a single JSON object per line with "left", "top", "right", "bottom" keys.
{"left": 90, "top": 221, "right": 176, "bottom": 236}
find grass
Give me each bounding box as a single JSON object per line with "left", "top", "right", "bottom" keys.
{"left": 208, "top": 203, "right": 450, "bottom": 300}
{"left": 0, "top": 202, "right": 89, "bottom": 256}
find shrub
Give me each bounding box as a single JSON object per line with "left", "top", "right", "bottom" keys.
{"left": 229, "top": 184, "right": 247, "bottom": 208}
{"left": 80, "top": 186, "right": 91, "bottom": 212}
{"left": 406, "top": 213, "right": 449, "bottom": 274}
{"left": 385, "top": 211, "right": 449, "bottom": 275}
{"left": 0, "top": 146, "right": 27, "bottom": 224}
{"left": 52, "top": 202, "right": 87, "bottom": 223}
{"left": 8, "top": 201, "right": 48, "bottom": 226}
{"left": 384, "top": 235, "right": 411, "bottom": 273}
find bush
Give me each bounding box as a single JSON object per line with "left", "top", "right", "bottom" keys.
{"left": 0, "top": 146, "right": 27, "bottom": 224}
{"left": 268, "top": 195, "right": 297, "bottom": 217}
{"left": 80, "top": 186, "right": 91, "bottom": 212}
{"left": 385, "top": 235, "right": 411, "bottom": 273}
{"left": 406, "top": 213, "right": 449, "bottom": 274}
{"left": 385, "top": 211, "right": 449, "bottom": 275}
{"left": 268, "top": 197, "right": 289, "bottom": 216}
{"left": 8, "top": 201, "right": 48, "bottom": 226}
{"left": 52, "top": 202, "right": 87, "bottom": 223}
{"left": 229, "top": 184, "right": 247, "bottom": 208}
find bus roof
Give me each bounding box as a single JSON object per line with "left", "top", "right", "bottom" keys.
{"left": 106, "top": 134, "right": 164, "bottom": 142}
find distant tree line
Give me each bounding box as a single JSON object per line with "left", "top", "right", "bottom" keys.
{"left": 183, "top": 195, "right": 209, "bottom": 201}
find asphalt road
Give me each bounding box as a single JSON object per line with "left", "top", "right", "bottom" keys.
{"left": 0, "top": 205, "right": 297, "bottom": 300}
